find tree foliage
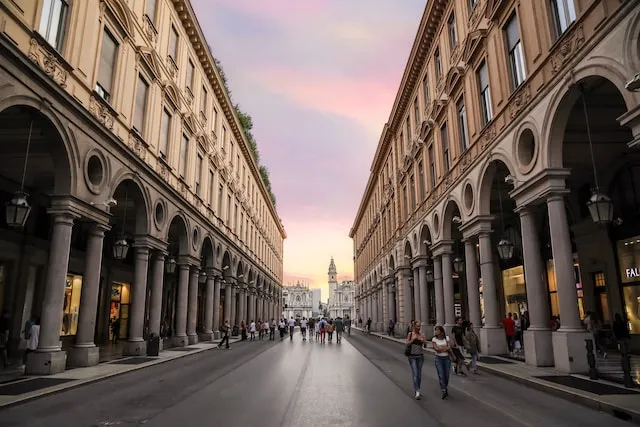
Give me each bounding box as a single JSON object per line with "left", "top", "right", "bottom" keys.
{"left": 214, "top": 57, "right": 276, "bottom": 208}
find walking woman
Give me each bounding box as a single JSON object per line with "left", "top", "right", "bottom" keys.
{"left": 432, "top": 325, "right": 452, "bottom": 399}
{"left": 406, "top": 320, "right": 425, "bottom": 400}
{"left": 463, "top": 322, "right": 480, "bottom": 374}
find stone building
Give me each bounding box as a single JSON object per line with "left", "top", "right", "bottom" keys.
{"left": 327, "top": 258, "right": 355, "bottom": 320}
{"left": 351, "top": 0, "right": 640, "bottom": 374}
{"left": 0, "top": 0, "right": 285, "bottom": 375}
{"left": 283, "top": 283, "right": 313, "bottom": 320}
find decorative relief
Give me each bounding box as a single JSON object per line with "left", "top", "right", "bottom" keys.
{"left": 28, "top": 38, "right": 68, "bottom": 88}
{"left": 436, "top": 76, "right": 446, "bottom": 95}
{"left": 184, "top": 87, "right": 194, "bottom": 108}
{"left": 159, "top": 163, "right": 169, "bottom": 182}
{"left": 460, "top": 149, "right": 472, "bottom": 171}
{"left": 142, "top": 15, "right": 158, "bottom": 44}
{"left": 166, "top": 56, "right": 178, "bottom": 79}
{"left": 178, "top": 180, "right": 188, "bottom": 197}
{"left": 481, "top": 122, "right": 497, "bottom": 150}
{"left": 450, "top": 44, "right": 462, "bottom": 66}
{"left": 551, "top": 24, "right": 585, "bottom": 73}
{"left": 509, "top": 84, "right": 531, "bottom": 120}
{"left": 89, "top": 95, "right": 115, "bottom": 130}
{"left": 127, "top": 132, "right": 147, "bottom": 161}
{"left": 468, "top": 1, "right": 483, "bottom": 28}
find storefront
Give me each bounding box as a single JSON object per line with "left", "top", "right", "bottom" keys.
{"left": 545, "top": 257, "right": 584, "bottom": 321}
{"left": 502, "top": 266, "right": 527, "bottom": 316}
{"left": 110, "top": 281, "right": 131, "bottom": 341}
{"left": 62, "top": 274, "right": 82, "bottom": 336}
{"left": 616, "top": 236, "right": 640, "bottom": 334}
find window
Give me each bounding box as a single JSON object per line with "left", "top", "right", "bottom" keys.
{"left": 551, "top": 0, "right": 576, "bottom": 36}
{"left": 477, "top": 60, "right": 493, "bottom": 125}
{"left": 418, "top": 161, "right": 426, "bottom": 201}
{"left": 234, "top": 203, "right": 238, "bottom": 232}
{"left": 413, "top": 98, "right": 420, "bottom": 128}
{"left": 169, "top": 25, "right": 179, "bottom": 61}
{"left": 195, "top": 153, "right": 203, "bottom": 195}
{"left": 457, "top": 99, "right": 468, "bottom": 152}
{"left": 213, "top": 107, "right": 218, "bottom": 133}
{"left": 208, "top": 170, "right": 214, "bottom": 206}
{"left": 448, "top": 14, "right": 457, "bottom": 50}
{"left": 179, "top": 134, "right": 188, "bottom": 178}
{"left": 95, "top": 29, "right": 118, "bottom": 102}
{"left": 145, "top": 0, "right": 157, "bottom": 23}
{"left": 505, "top": 14, "right": 526, "bottom": 89}
{"left": 236, "top": 154, "right": 240, "bottom": 175}
{"left": 441, "top": 124, "right": 450, "bottom": 172}
{"left": 227, "top": 195, "right": 231, "bottom": 223}
{"left": 201, "top": 86, "right": 207, "bottom": 113}
{"left": 222, "top": 126, "right": 227, "bottom": 151}
{"left": 399, "top": 132, "right": 404, "bottom": 155}
{"left": 39, "top": 0, "right": 69, "bottom": 51}
{"left": 402, "top": 186, "right": 408, "bottom": 219}
{"left": 133, "top": 75, "right": 149, "bottom": 133}
{"left": 423, "top": 75, "right": 430, "bottom": 105}
{"left": 409, "top": 175, "right": 416, "bottom": 211}
{"left": 187, "top": 60, "right": 195, "bottom": 91}
{"left": 218, "top": 184, "right": 224, "bottom": 214}
{"left": 434, "top": 48, "right": 442, "bottom": 80}
{"left": 468, "top": 0, "right": 479, "bottom": 11}
{"left": 406, "top": 117, "right": 412, "bottom": 143}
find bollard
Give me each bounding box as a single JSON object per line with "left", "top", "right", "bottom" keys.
{"left": 585, "top": 338, "right": 598, "bottom": 380}
{"left": 619, "top": 341, "right": 635, "bottom": 388}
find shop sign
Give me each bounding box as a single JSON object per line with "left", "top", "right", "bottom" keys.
{"left": 617, "top": 236, "right": 640, "bottom": 283}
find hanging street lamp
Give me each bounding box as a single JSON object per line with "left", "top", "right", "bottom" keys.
{"left": 453, "top": 257, "right": 465, "bottom": 273}
{"left": 112, "top": 237, "right": 129, "bottom": 260}
{"left": 6, "top": 119, "right": 34, "bottom": 228}
{"left": 426, "top": 268, "right": 434, "bottom": 282}
{"left": 199, "top": 270, "right": 207, "bottom": 284}
{"left": 165, "top": 256, "right": 177, "bottom": 274}
{"left": 497, "top": 238, "right": 515, "bottom": 261}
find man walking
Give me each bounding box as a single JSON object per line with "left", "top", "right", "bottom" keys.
{"left": 288, "top": 317, "right": 296, "bottom": 340}
{"left": 300, "top": 317, "right": 308, "bottom": 340}
{"left": 335, "top": 316, "right": 344, "bottom": 343}
{"left": 218, "top": 320, "right": 231, "bottom": 350}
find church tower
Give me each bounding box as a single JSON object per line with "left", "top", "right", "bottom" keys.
{"left": 328, "top": 257, "right": 338, "bottom": 295}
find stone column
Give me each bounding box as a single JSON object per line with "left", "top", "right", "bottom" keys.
{"left": 387, "top": 279, "right": 396, "bottom": 325}
{"left": 238, "top": 285, "right": 246, "bottom": 324}
{"left": 441, "top": 251, "right": 455, "bottom": 334}
{"left": 478, "top": 231, "right": 507, "bottom": 355}
{"left": 26, "top": 212, "right": 76, "bottom": 375}
{"left": 433, "top": 256, "right": 445, "bottom": 326}
{"left": 547, "top": 194, "right": 591, "bottom": 372}
{"left": 401, "top": 268, "right": 412, "bottom": 331}
{"left": 412, "top": 267, "right": 421, "bottom": 325}
{"left": 213, "top": 276, "right": 222, "bottom": 339}
{"left": 464, "top": 239, "right": 482, "bottom": 329}
{"left": 417, "top": 263, "right": 430, "bottom": 333}
{"left": 123, "top": 246, "right": 150, "bottom": 356}
{"left": 186, "top": 267, "right": 199, "bottom": 345}
{"left": 223, "top": 279, "right": 232, "bottom": 324}
{"left": 201, "top": 270, "right": 215, "bottom": 341}
{"left": 148, "top": 252, "right": 166, "bottom": 338}
{"left": 378, "top": 287, "right": 384, "bottom": 330}
{"left": 518, "top": 207, "right": 553, "bottom": 366}
{"left": 172, "top": 264, "right": 190, "bottom": 347}
{"left": 68, "top": 223, "right": 108, "bottom": 367}
{"left": 230, "top": 284, "right": 237, "bottom": 326}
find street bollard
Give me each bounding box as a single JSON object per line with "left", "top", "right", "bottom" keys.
{"left": 619, "top": 341, "right": 635, "bottom": 388}
{"left": 585, "top": 339, "right": 598, "bottom": 380}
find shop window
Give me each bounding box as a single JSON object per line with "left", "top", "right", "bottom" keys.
{"left": 616, "top": 236, "right": 640, "bottom": 334}
{"left": 61, "top": 274, "right": 82, "bottom": 336}
{"left": 593, "top": 272, "right": 610, "bottom": 323}
{"left": 110, "top": 281, "right": 131, "bottom": 340}
{"left": 546, "top": 259, "right": 583, "bottom": 319}
{"left": 502, "top": 266, "right": 527, "bottom": 316}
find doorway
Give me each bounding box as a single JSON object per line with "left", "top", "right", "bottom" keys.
{"left": 110, "top": 281, "right": 130, "bottom": 341}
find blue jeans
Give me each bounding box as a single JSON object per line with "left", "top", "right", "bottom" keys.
{"left": 409, "top": 356, "right": 424, "bottom": 392}
{"left": 435, "top": 356, "right": 451, "bottom": 391}
{"left": 470, "top": 353, "right": 478, "bottom": 371}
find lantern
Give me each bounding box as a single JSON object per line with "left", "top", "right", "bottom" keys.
{"left": 5, "top": 192, "right": 31, "bottom": 228}
{"left": 112, "top": 237, "right": 129, "bottom": 260}
{"left": 497, "top": 238, "right": 514, "bottom": 261}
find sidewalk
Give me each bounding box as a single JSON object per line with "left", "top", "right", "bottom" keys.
{"left": 354, "top": 328, "right": 640, "bottom": 424}
{"left": 0, "top": 336, "right": 241, "bottom": 409}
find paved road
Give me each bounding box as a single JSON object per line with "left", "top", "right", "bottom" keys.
{"left": 0, "top": 331, "right": 632, "bottom": 426}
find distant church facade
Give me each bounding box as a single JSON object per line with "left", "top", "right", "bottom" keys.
{"left": 327, "top": 258, "right": 356, "bottom": 320}
{"left": 283, "top": 282, "right": 313, "bottom": 320}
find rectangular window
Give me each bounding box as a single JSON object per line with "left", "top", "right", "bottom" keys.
{"left": 195, "top": 153, "right": 203, "bottom": 195}
{"left": 441, "top": 123, "right": 450, "bottom": 172}
{"left": 179, "top": 134, "right": 188, "bottom": 178}
{"left": 201, "top": 86, "right": 207, "bottom": 113}
{"left": 551, "top": 0, "right": 577, "bottom": 36}
{"left": 169, "top": 25, "right": 179, "bottom": 61}
{"left": 213, "top": 107, "right": 218, "bottom": 134}
{"left": 227, "top": 195, "right": 231, "bottom": 223}
{"left": 187, "top": 60, "right": 195, "bottom": 91}
{"left": 477, "top": 60, "right": 493, "bottom": 125}
{"left": 418, "top": 161, "right": 426, "bottom": 201}
{"left": 505, "top": 14, "right": 526, "bottom": 89}
{"left": 409, "top": 175, "right": 416, "bottom": 212}
{"left": 234, "top": 203, "right": 238, "bottom": 232}
{"left": 39, "top": 0, "right": 69, "bottom": 51}
{"left": 159, "top": 109, "right": 171, "bottom": 159}
{"left": 95, "top": 29, "right": 118, "bottom": 102}
{"left": 406, "top": 117, "right": 412, "bottom": 142}
{"left": 434, "top": 48, "right": 442, "bottom": 80}
{"left": 208, "top": 170, "right": 214, "bottom": 206}
{"left": 222, "top": 126, "right": 227, "bottom": 151}
{"left": 402, "top": 186, "right": 408, "bottom": 219}
{"left": 423, "top": 75, "right": 430, "bottom": 105}
{"left": 457, "top": 99, "right": 468, "bottom": 152}
{"left": 133, "top": 75, "right": 149, "bottom": 133}
{"left": 218, "top": 184, "right": 224, "bottom": 214}
{"left": 468, "top": 0, "right": 479, "bottom": 11}
{"left": 448, "top": 14, "right": 457, "bottom": 50}
{"left": 413, "top": 98, "right": 420, "bottom": 128}
{"left": 145, "top": 0, "right": 157, "bottom": 23}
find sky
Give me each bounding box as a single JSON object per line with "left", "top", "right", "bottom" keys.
{"left": 192, "top": 0, "right": 426, "bottom": 300}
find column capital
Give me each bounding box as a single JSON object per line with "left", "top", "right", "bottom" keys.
{"left": 153, "top": 249, "right": 168, "bottom": 260}
{"left": 47, "top": 209, "right": 79, "bottom": 225}
{"left": 50, "top": 194, "right": 108, "bottom": 225}
{"left": 88, "top": 222, "right": 111, "bottom": 236}
{"left": 513, "top": 204, "right": 536, "bottom": 217}
{"left": 431, "top": 240, "right": 453, "bottom": 256}
{"left": 459, "top": 215, "right": 494, "bottom": 239}
{"left": 509, "top": 168, "right": 570, "bottom": 208}
{"left": 411, "top": 256, "right": 429, "bottom": 268}
{"left": 206, "top": 267, "right": 220, "bottom": 277}
{"left": 178, "top": 254, "right": 200, "bottom": 267}
{"left": 134, "top": 234, "right": 168, "bottom": 252}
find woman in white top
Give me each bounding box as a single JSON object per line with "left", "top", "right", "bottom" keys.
{"left": 249, "top": 320, "right": 256, "bottom": 341}
{"left": 431, "top": 325, "right": 452, "bottom": 399}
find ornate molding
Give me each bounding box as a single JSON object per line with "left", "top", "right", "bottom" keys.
{"left": 142, "top": 14, "right": 158, "bottom": 45}
{"left": 28, "top": 38, "right": 69, "bottom": 88}
{"left": 89, "top": 95, "right": 115, "bottom": 130}
{"left": 509, "top": 84, "right": 531, "bottom": 120}
{"left": 480, "top": 121, "right": 497, "bottom": 150}
{"left": 166, "top": 55, "right": 178, "bottom": 80}
{"left": 128, "top": 131, "right": 147, "bottom": 161}
{"left": 551, "top": 24, "right": 585, "bottom": 74}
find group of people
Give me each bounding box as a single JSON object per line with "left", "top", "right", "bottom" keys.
{"left": 238, "top": 319, "right": 278, "bottom": 341}
{"left": 280, "top": 316, "right": 352, "bottom": 344}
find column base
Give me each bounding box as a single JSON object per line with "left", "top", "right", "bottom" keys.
{"left": 524, "top": 329, "right": 554, "bottom": 367}
{"left": 213, "top": 331, "right": 221, "bottom": 340}
{"left": 480, "top": 326, "right": 508, "bottom": 355}
{"left": 67, "top": 345, "right": 99, "bottom": 367}
{"left": 26, "top": 350, "right": 67, "bottom": 375}
{"left": 123, "top": 340, "right": 147, "bottom": 356}
{"left": 552, "top": 330, "right": 593, "bottom": 373}
{"left": 188, "top": 334, "right": 198, "bottom": 345}
{"left": 198, "top": 332, "right": 214, "bottom": 342}
{"left": 172, "top": 335, "right": 188, "bottom": 347}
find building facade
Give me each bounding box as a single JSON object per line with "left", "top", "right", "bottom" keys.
{"left": 0, "top": 0, "right": 285, "bottom": 375}
{"left": 326, "top": 258, "right": 355, "bottom": 319}
{"left": 311, "top": 288, "right": 322, "bottom": 317}
{"left": 351, "top": 0, "right": 640, "bottom": 374}
{"left": 283, "top": 283, "right": 313, "bottom": 320}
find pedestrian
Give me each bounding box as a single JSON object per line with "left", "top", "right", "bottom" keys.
{"left": 327, "top": 319, "right": 335, "bottom": 342}
{"left": 613, "top": 313, "right": 631, "bottom": 348}
{"left": 345, "top": 316, "right": 351, "bottom": 336}
{"left": 366, "top": 317, "right": 372, "bottom": 334}
{"left": 406, "top": 320, "right": 426, "bottom": 400}
{"left": 300, "top": 317, "right": 308, "bottom": 341}
{"left": 288, "top": 317, "right": 295, "bottom": 340}
{"left": 319, "top": 318, "right": 327, "bottom": 344}
{"left": 432, "top": 325, "right": 452, "bottom": 399}
{"left": 218, "top": 320, "right": 231, "bottom": 349}
{"left": 308, "top": 317, "right": 316, "bottom": 341}
{"left": 22, "top": 317, "right": 40, "bottom": 369}
{"left": 513, "top": 313, "right": 522, "bottom": 354}
{"left": 241, "top": 320, "right": 248, "bottom": 341}
{"left": 270, "top": 318, "right": 276, "bottom": 340}
{"left": 279, "top": 318, "right": 286, "bottom": 340}
{"left": 451, "top": 316, "right": 467, "bottom": 376}
{"left": 335, "top": 317, "right": 344, "bottom": 343}
{"left": 502, "top": 313, "right": 516, "bottom": 355}
{"left": 315, "top": 318, "right": 321, "bottom": 341}
{"left": 463, "top": 322, "right": 480, "bottom": 374}
{"left": 249, "top": 320, "right": 256, "bottom": 341}
{"left": 111, "top": 317, "right": 120, "bottom": 344}
{"left": 388, "top": 318, "right": 395, "bottom": 337}
{"left": 262, "top": 320, "right": 268, "bottom": 340}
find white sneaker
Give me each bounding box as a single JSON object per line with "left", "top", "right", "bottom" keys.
{"left": 415, "top": 391, "right": 421, "bottom": 400}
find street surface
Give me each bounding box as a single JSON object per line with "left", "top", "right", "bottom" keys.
{"left": 0, "top": 330, "right": 632, "bottom": 427}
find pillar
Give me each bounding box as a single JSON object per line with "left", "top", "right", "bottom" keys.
{"left": 238, "top": 285, "right": 246, "bottom": 323}
{"left": 478, "top": 231, "right": 508, "bottom": 355}
{"left": 464, "top": 239, "right": 482, "bottom": 329}
{"left": 186, "top": 267, "right": 199, "bottom": 345}
{"left": 213, "top": 276, "right": 222, "bottom": 339}
{"left": 27, "top": 212, "right": 76, "bottom": 375}
{"left": 68, "top": 223, "right": 108, "bottom": 367}
{"left": 230, "top": 284, "right": 237, "bottom": 326}
{"left": 378, "top": 287, "right": 384, "bottom": 330}
{"left": 148, "top": 252, "right": 165, "bottom": 338}
{"left": 223, "top": 280, "right": 232, "bottom": 324}
{"left": 387, "top": 279, "right": 396, "bottom": 326}
{"left": 401, "top": 268, "right": 412, "bottom": 331}
{"left": 172, "top": 264, "right": 189, "bottom": 347}
{"left": 417, "top": 264, "right": 430, "bottom": 333}
{"left": 518, "top": 207, "right": 553, "bottom": 366}
{"left": 201, "top": 270, "right": 215, "bottom": 341}
{"left": 433, "top": 256, "right": 445, "bottom": 326}
{"left": 123, "top": 246, "right": 150, "bottom": 355}
{"left": 441, "top": 251, "right": 455, "bottom": 334}
{"left": 412, "top": 267, "right": 421, "bottom": 325}
{"left": 547, "top": 194, "right": 591, "bottom": 372}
